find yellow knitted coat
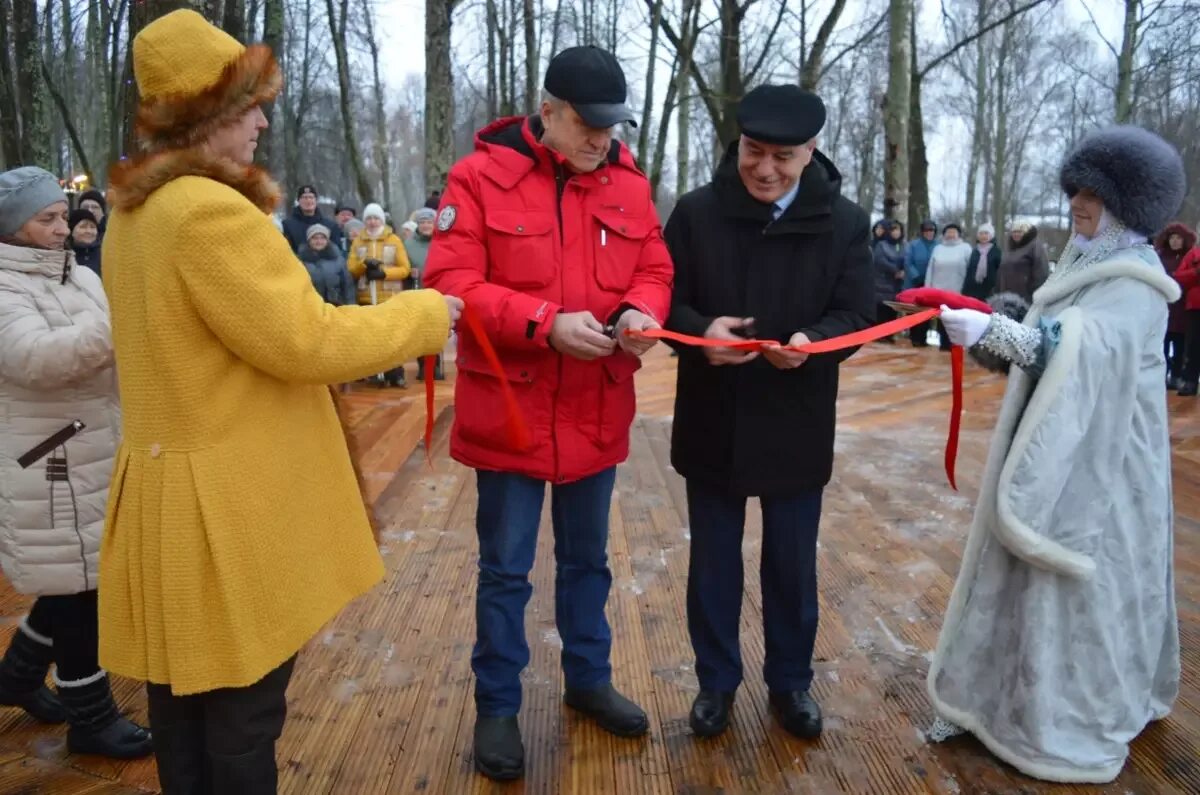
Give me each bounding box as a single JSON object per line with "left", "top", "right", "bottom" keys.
{"left": 98, "top": 11, "right": 451, "bottom": 695}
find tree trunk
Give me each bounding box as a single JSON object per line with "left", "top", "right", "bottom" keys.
{"left": 714, "top": 0, "right": 743, "bottom": 146}
{"left": 362, "top": 0, "right": 392, "bottom": 208}
{"left": 202, "top": 0, "right": 223, "bottom": 24}
{"left": 799, "top": 0, "right": 847, "bottom": 91}
{"left": 0, "top": 0, "right": 23, "bottom": 166}
{"left": 990, "top": 17, "right": 1014, "bottom": 234}
{"left": 486, "top": 0, "right": 498, "bottom": 118}
{"left": 259, "top": 0, "right": 283, "bottom": 174}
{"left": 222, "top": 0, "right": 245, "bottom": 41}
{"left": 882, "top": 0, "right": 912, "bottom": 222}
{"left": 637, "top": 0, "right": 663, "bottom": 166}
{"left": 40, "top": 56, "right": 93, "bottom": 181}
{"left": 13, "top": 0, "right": 49, "bottom": 167}
{"left": 548, "top": 0, "right": 562, "bottom": 57}
{"left": 674, "top": 0, "right": 696, "bottom": 198}
{"left": 963, "top": 8, "right": 989, "bottom": 228}
{"left": 325, "top": 0, "right": 372, "bottom": 202}
{"left": 424, "top": 0, "right": 458, "bottom": 193}
{"left": 522, "top": 0, "right": 536, "bottom": 114}
{"left": 1115, "top": 0, "right": 1138, "bottom": 122}
{"left": 907, "top": 13, "right": 929, "bottom": 231}
{"left": 648, "top": 48, "right": 679, "bottom": 199}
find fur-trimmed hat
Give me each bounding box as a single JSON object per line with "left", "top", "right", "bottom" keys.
{"left": 132, "top": 10, "right": 281, "bottom": 152}
{"left": 1060, "top": 125, "right": 1186, "bottom": 235}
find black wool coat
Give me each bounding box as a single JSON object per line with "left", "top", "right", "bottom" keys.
{"left": 664, "top": 144, "right": 875, "bottom": 497}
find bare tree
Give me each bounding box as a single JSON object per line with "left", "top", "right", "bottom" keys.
{"left": 325, "top": 0, "right": 372, "bottom": 202}
{"left": 360, "top": 0, "right": 392, "bottom": 207}
{"left": 425, "top": 0, "right": 466, "bottom": 193}
{"left": 882, "top": 0, "right": 912, "bottom": 222}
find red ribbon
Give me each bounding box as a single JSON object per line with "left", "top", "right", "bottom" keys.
{"left": 425, "top": 306, "right": 964, "bottom": 490}
{"left": 424, "top": 304, "right": 533, "bottom": 464}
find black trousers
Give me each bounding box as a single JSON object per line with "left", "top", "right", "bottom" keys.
{"left": 686, "top": 482, "right": 823, "bottom": 693}
{"left": 25, "top": 590, "right": 100, "bottom": 682}
{"left": 1184, "top": 311, "right": 1200, "bottom": 382}
{"left": 1165, "top": 330, "right": 1186, "bottom": 380}
{"left": 146, "top": 656, "right": 296, "bottom": 795}
{"left": 876, "top": 303, "right": 897, "bottom": 343}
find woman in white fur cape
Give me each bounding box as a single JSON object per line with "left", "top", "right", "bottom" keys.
{"left": 930, "top": 125, "right": 1184, "bottom": 784}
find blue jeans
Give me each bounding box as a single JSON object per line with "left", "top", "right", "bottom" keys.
{"left": 473, "top": 468, "right": 616, "bottom": 716}
{"left": 686, "top": 482, "right": 823, "bottom": 693}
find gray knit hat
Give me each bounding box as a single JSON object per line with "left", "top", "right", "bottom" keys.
{"left": 1060, "top": 125, "right": 1186, "bottom": 235}
{"left": 306, "top": 223, "right": 331, "bottom": 242}
{"left": 412, "top": 208, "right": 436, "bottom": 223}
{"left": 0, "top": 167, "right": 67, "bottom": 236}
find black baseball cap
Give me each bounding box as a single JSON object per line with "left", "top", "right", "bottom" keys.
{"left": 544, "top": 46, "right": 637, "bottom": 129}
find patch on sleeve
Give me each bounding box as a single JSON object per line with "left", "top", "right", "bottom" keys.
{"left": 437, "top": 205, "right": 457, "bottom": 232}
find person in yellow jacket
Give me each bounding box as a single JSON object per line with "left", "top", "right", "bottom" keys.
{"left": 346, "top": 203, "right": 412, "bottom": 386}
{"left": 98, "top": 11, "right": 461, "bottom": 794}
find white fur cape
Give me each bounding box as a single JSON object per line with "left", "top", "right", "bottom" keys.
{"left": 927, "top": 248, "right": 1181, "bottom": 783}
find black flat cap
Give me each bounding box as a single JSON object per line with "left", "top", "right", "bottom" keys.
{"left": 737, "top": 85, "right": 826, "bottom": 145}
{"left": 544, "top": 46, "right": 637, "bottom": 128}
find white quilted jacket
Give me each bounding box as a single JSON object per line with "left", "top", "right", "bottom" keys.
{"left": 0, "top": 241, "right": 118, "bottom": 595}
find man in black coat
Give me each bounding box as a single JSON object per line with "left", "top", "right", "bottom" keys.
{"left": 281, "top": 184, "right": 345, "bottom": 254}
{"left": 664, "top": 84, "right": 874, "bottom": 741}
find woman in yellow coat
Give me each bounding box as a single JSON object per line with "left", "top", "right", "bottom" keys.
{"left": 346, "top": 203, "right": 412, "bottom": 386}
{"left": 99, "top": 11, "right": 460, "bottom": 793}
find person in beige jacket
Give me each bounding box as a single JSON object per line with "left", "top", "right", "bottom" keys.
{"left": 0, "top": 167, "right": 152, "bottom": 759}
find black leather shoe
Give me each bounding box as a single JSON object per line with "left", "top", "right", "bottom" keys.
{"left": 1168, "top": 376, "right": 1183, "bottom": 391}
{"left": 564, "top": 684, "right": 649, "bottom": 738}
{"left": 474, "top": 715, "right": 523, "bottom": 781}
{"left": 769, "top": 690, "right": 822, "bottom": 739}
{"left": 689, "top": 690, "right": 735, "bottom": 738}
{"left": 1180, "top": 381, "right": 1198, "bottom": 397}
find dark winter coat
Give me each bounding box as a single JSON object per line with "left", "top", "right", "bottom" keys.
{"left": 282, "top": 207, "right": 345, "bottom": 255}
{"left": 72, "top": 242, "right": 102, "bottom": 278}
{"left": 297, "top": 243, "right": 356, "bottom": 306}
{"left": 996, "top": 227, "right": 1050, "bottom": 302}
{"left": 665, "top": 142, "right": 874, "bottom": 496}
{"left": 903, "top": 231, "right": 938, "bottom": 289}
{"left": 961, "top": 242, "right": 1002, "bottom": 300}
{"left": 1155, "top": 223, "right": 1194, "bottom": 333}
{"left": 873, "top": 223, "right": 907, "bottom": 301}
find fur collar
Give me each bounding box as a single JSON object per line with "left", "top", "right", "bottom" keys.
{"left": 108, "top": 148, "right": 281, "bottom": 213}
{"left": 1034, "top": 254, "right": 1181, "bottom": 307}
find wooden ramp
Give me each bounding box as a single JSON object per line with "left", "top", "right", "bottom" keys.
{"left": 0, "top": 347, "right": 1196, "bottom": 794}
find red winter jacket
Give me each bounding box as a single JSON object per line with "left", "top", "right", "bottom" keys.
{"left": 1172, "top": 245, "right": 1200, "bottom": 312}
{"left": 423, "top": 116, "right": 674, "bottom": 484}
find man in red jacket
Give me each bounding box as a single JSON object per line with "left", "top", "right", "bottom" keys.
{"left": 423, "top": 46, "right": 673, "bottom": 781}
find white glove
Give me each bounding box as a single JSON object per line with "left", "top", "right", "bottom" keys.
{"left": 939, "top": 306, "right": 991, "bottom": 348}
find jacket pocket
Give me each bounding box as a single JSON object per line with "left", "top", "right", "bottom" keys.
{"left": 453, "top": 352, "right": 539, "bottom": 451}
{"left": 593, "top": 354, "right": 641, "bottom": 448}
{"left": 592, "top": 208, "right": 651, "bottom": 293}
{"left": 484, "top": 210, "right": 557, "bottom": 290}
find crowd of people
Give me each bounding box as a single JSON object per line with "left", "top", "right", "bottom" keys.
{"left": 0, "top": 9, "right": 1188, "bottom": 795}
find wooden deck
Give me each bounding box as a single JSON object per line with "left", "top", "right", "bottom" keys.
{"left": 1, "top": 347, "right": 1197, "bottom": 794}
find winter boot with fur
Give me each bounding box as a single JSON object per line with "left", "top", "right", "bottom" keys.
{"left": 0, "top": 619, "right": 66, "bottom": 723}
{"left": 57, "top": 672, "right": 153, "bottom": 759}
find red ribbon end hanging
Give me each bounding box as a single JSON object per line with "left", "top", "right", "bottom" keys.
{"left": 945, "top": 345, "right": 964, "bottom": 490}
{"left": 423, "top": 355, "right": 437, "bottom": 468}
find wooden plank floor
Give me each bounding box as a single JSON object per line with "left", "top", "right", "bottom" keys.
{"left": 0, "top": 345, "right": 1197, "bottom": 793}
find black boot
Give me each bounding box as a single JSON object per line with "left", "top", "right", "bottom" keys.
{"left": 563, "top": 684, "right": 649, "bottom": 738}
{"left": 689, "top": 690, "right": 735, "bottom": 738}
{"left": 434, "top": 359, "right": 445, "bottom": 380}
{"left": 769, "top": 690, "right": 822, "bottom": 739}
{"left": 474, "top": 715, "right": 523, "bottom": 781}
{"left": 59, "top": 674, "right": 154, "bottom": 759}
{"left": 209, "top": 741, "right": 280, "bottom": 794}
{"left": 1168, "top": 375, "right": 1182, "bottom": 391}
{"left": 1180, "top": 381, "right": 1198, "bottom": 397}
{"left": 0, "top": 621, "right": 65, "bottom": 723}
